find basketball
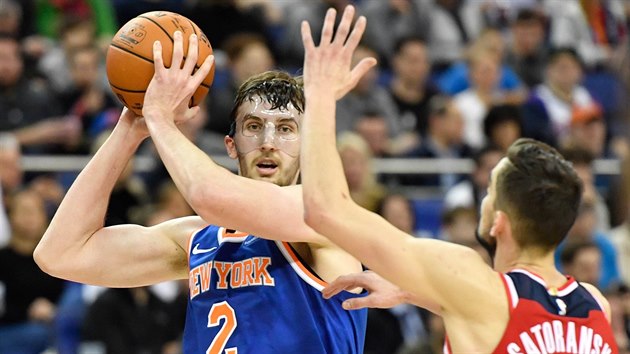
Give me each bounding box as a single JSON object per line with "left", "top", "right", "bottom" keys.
{"left": 106, "top": 11, "right": 215, "bottom": 116}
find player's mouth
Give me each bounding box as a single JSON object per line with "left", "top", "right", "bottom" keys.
{"left": 256, "top": 159, "right": 279, "bottom": 176}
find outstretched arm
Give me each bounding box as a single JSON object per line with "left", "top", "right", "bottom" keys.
{"left": 34, "top": 109, "right": 202, "bottom": 287}
{"left": 300, "top": 6, "right": 502, "bottom": 315}
{"left": 141, "top": 31, "right": 327, "bottom": 245}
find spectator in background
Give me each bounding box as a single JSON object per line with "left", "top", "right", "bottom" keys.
{"left": 336, "top": 44, "right": 400, "bottom": 137}
{"left": 426, "top": 0, "right": 483, "bottom": 71}
{"left": 145, "top": 180, "right": 194, "bottom": 226}
{"left": 546, "top": 0, "right": 627, "bottom": 68}
{"left": 82, "top": 287, "right": 183, "bottom": 354}
{"left": 279, "top": 0, "right": 352, "bottom": 69}
{"left": 0, "top": 133, "right": 21, "bottom": 247}
{"left": 34, "top": 0, "right": 116, "bottom": 44}
{"left": 387, "top": 36, "right": 439, "bottom": 149}
{"left": 338, "top": 132, "right": 387, "bottom": 213}
{"left": 0, "top": 189, "right": 65, "bottom": 354}
{"left": 38, "top": 16, "right": 96, "bottom": 96}
{"left": 605, "top": 283, "right": 630, "bottom": 353}
{"left": 58, "top": 44, "right": 119, "bottom": 153}
{"left": 483, "top": 104, "right": 523, "bottom": 153}
{"left": 556, "top": 187, "right": 619, "bottom": 291}
{"left": 403, "top": 96, "right": 472, "bottom": 190}
{"left": 206, "top": 33, "right": 274, "bottom": 151}
{"left": 562, "top": 102, "right": 608, "bottom": 159}
{"left": 443, "top": 145, "right": 503, "bottom": 211}
{"left": 453, "top": 50, "right": 502, "bottom": 149}
{"left": 562, "top": 146, "right": 611, "bottom": 233}
{"left": 505, "top": 8, "right": 548, "bottom": 88}
{"left": 377, "top": 193, "right": 418, "bottom": 237}
{"left": 560, "top": 241, "right": 603, "bottom": 286}
{"left": 359, "top": 0, "right": 431, "bottom": 64}
{"left": 354, "top": 112, "right": 392, "bottom": 158}
{"left": 523, "top": 47, "right": 598, "bottom": 147}
{"left": 0, "top": 33, "right": 78, "bottom": 153}
{"left": 440, "top": 206, "right": 477, "bottom": 245}
{"left": 437, "top": 28, "right": 526, "bottom": 98}
{"left": 610, "top": 156, "right": 630, "bottom": 288}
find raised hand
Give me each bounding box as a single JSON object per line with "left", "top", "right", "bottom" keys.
{"left": 143, "top": 31, "right": 214, "bottom": 123}
{"left": 322, "top": 271, "right": 409, "bottom": 310}
{"left": 301, "top": 5, "right": 377, "bottom": 100}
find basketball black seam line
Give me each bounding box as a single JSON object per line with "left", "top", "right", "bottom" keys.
{"left": 137, "top": 15, "right": 174, "bottom": 44}
{"left": 108, "top": 45, "right": 211, "bottom": 89}
{"left": 109, "top": 83, "right": 146, "bottom": 93}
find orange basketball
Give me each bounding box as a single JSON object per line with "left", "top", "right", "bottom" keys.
{"left": 106, "top": 11, "right": 215, "bottom": 116}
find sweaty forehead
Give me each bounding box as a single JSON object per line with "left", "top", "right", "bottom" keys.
{"left": 235, "top": 95, "right": 302, "bottom": 122}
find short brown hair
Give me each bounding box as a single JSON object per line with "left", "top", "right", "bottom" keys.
{"left": 495, "top": 138, "right": 583, "bottom": 251}
{"left": 228, "top": 71, "right": 304, "bottom": 136}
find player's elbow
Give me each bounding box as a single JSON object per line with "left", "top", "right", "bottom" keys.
{"left": 33, "top": 240, "right": 57, "bottom": 276}
{"left": 303, "top": 194, "right": 340, "bottom": 233}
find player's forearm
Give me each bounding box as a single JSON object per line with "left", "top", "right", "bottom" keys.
{"left": 301, "top": 89, "right": 352, "bottom": 220}
{"left": 144, "top": 116, "right": 233, "bottom": 220}
{"left": 35, "top": 122, "right": 143, "bottom": 266}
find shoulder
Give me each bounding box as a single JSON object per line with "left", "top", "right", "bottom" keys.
{"left": 580, "top": 282, "right": 611, "bottom": 321}
{"left": 150, "top": 216, "right": 208, "bottom": 249}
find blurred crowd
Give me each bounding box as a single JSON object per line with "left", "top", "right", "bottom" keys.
{"left": 1, "top": 0, "right": 630, "bottom": 353}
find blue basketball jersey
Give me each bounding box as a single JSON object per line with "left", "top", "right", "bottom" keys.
{"left": 183, "top": 225, "right": 367, "bottom": 354}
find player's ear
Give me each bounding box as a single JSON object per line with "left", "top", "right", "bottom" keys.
{"left": 224, "top": 135, "right": 238, "bottom": 159}
{"left": 490, "top": 211, "right": 509, "bottom": 238}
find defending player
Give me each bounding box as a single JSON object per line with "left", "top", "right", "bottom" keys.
{"left": 34, "top": 14, "right": 373, "bottom": 354}
{"left": 299, "top": 6, "right": 618, "bottom": 353}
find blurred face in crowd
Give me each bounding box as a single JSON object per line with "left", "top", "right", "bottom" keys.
{"left": 490, "top": 120, "right": 521, "bottom": 152}
{"left": 340, "top": 145, "right": 369, "bottom": 191}
{"left": 511, "top": 19, "right": 545, "bottom": 55}
{"left": 547, "top": 54, "right": 583, "bottom": 92}
{"left": 0, "top": 38, "right": 22, "bottom": 87}
{"left": 393, "top": 40, "right": 429, "bottom": 86}
{"left": 565, "top": 246, "right": 601, "bottom": 285}
{"left": 9, "top": 190, "right": 48, "bottom": 242}
{"left": 570, "top": 120, "right": 606, "bottom": 158}
{"left": 380, "top": 195, "right": 415, "bottom": 234}
{"left": 62, "top": 21, "right": 95, "bottom": 51}
{"left": 472, "top": 150, "right": 503, "bottom": 190}
{"left": 0, "top": 144, "right": 22, "bottom": 192}
{"left": 469, "top": 53, "right": 500, "bottom": 93}
{"left": 567, "top": 196, "right": 597, "bottom": 242}
{"left": 232, "top": 42, "right": 274, "bottom": 85}
{"left": 70, "top": 47, "right": 100, "bottom": 89}
{"left": 355, "top": 115, "right": 389, "bottom": 157}
{"left": 442, "top": 102, "right": 464, "bottom": 145}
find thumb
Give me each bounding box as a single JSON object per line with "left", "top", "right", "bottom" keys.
{"left": 342, "top": 298, "right": 369, "bottom": 311}
{"left": 180, "top": 106, "right": 200, "bottom": 123}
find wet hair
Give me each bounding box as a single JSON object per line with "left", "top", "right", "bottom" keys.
{"left": 494, "top": 138, "right": 583, "bottom": 251}
{"left": 228, "top": 71, "right": 304, "bottom": 137}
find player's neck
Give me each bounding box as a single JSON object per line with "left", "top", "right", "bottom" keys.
{"left": 502, "top": 249, "right": 567, "bottom": 286}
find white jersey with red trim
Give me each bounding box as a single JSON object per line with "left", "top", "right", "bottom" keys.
{"left": 444, "top": 269, "right": 617, "bottom": 354}
{"left": 183, "top": 224, "right": 367, "bottom": 354}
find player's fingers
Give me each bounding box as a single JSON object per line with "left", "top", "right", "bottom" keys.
{"left": 319, "top": 8, "right": 336, "bottom": 46}
{"left": 191, "top": 54, "right": 214, "bottom": 88}
{"left": 183, "top": 33, "right": 199, "bottom": 75}
{"left": 171, "top": 31, "right": 184, "bottom": 69}
{"left": 344, "top": 16, "right": 367, "bottom": 52}
{"left": 333, "top": 5, "right": 355, "bottom": 46}
{"left": 322, "top": 275, "right": 362, "bottom": 299}
{"left": 342, "top": 297, "right": 373, "bottom": 311}
{"left": 301, "top": 21, "right": 315, "bottom": 52}
{"left": 153, "top": 41, "right": 165, "bottom": 74}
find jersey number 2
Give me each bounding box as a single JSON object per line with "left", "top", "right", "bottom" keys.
{"left": 207, "top": 301, "right": 238, "bottom": 354}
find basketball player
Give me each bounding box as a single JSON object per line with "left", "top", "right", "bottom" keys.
{"left": 34, "top": 10, "right": 374, "bottom": 353}
{"left": 299, "top": 6, "right": 618, "bottom": 353}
